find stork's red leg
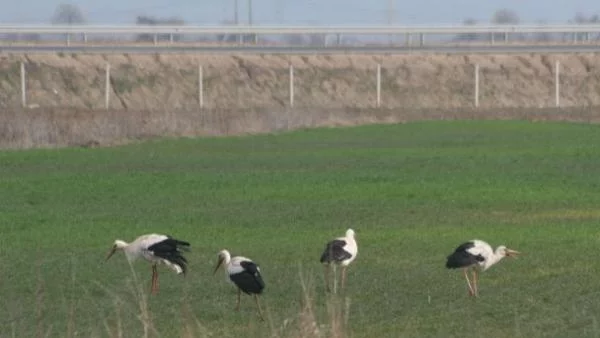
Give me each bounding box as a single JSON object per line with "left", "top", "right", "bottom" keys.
{"left": 150, "top": 265, "right": 155, "bottom": 295}
{"left": 155, "top": 266, "right": 160, "bottom": 293}
{"left": 151, "top": 265, "right": 159, "bottom": 295}
{"left": 341, "top": 266, "right": 347, "bottom": 290}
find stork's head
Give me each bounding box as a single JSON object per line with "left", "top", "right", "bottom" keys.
{"left": 346, "top": 228, "right": 355, "bottom": 239}
{"left": 105, "top": 240, "right": 128, "bottom": 261}
{"left": 496, "top": 245, "right": 520, "bottom": 258}
{"left": 213, "top": 249, "right": 231, "bottom": 275}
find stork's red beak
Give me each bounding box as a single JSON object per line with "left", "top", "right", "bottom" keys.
{"left": 105, "top": 246, "right": 117, "bottom": 261}
{"left": 506, "top": 249, "right": 520, "bottom": 258}
{"left": 213, "top": 256, "right": 224, "bottom": 275}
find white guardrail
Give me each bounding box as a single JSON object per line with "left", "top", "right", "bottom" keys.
{"left": 1, "top": 24, "right": 600, "bottom": 35}
{"left": 1, "top": 24, "right": 599, "bottom": 49}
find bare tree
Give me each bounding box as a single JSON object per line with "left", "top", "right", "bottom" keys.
{"left": 51, "top": 3, "right": 86, "bottom": 25}
{"left": 491, "top": 9, "right": 520, "bottom": 25}
{"left": 571, "top": 12, "right": 599, "bottom": 24}
{"left": 533, "top": 20, "right": 552, "bottom": 42}
{"left": 49, "top": 4, "right": 85, "bottom": 44}
{"left": 491, "top": 9, "right": 520, "bottom": 41}
{"left": 455, "top": 18, "right": 480, "bottom": 42}
{"left": 135, "top": 15, "right": 185, "bottom": 42}
{"left": 569, "top": 12, "right": 600, "bottom": 41}
{"left": 216, "top": 20, "right": 239, "bottom": 43}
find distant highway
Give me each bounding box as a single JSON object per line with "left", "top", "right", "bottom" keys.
{"left": 2, "top": 44, "right": 600, "bottom": 54}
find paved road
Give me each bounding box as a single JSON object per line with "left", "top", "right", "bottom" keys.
{"left": 2, "top": 44, "right": 600, "bottom": 54}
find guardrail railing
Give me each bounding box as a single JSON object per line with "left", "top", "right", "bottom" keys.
{"left": 1, "top": 24, "right": 599, "bottom": 47}
{"left": 0, "top": 24, "right": 600, "bottom": 34}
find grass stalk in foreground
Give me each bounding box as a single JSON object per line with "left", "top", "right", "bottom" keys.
{"left": 30, "top": 263, "right": 354, "bottom": 338}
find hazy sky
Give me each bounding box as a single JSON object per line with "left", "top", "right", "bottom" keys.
{"left": 0, "top": 0, "right": 597, "bottom": 25}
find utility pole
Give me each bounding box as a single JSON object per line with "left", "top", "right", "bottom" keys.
{"left": 234, "top": 0, "right": 239, "bottom": 24}
{"left": 387, "top": 0, "right": 394, "bottom": 25}
{"left": 387, "top": 0, "right": 394, "bottom": 45}
{"left": 248, "top": 0, "right": 253, "bottom": 26}
{"left": 234, "top": 0, "right": 240, "bottom": 44}
{"left": 248, "top": 0, "right": 254, "bottom": 44}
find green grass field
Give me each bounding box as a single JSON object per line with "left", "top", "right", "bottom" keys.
{"left": 2, "top": 120, "right": 600, "bottom": 338}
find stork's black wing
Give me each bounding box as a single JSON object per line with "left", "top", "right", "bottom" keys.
{"left": 166, "top": 235, "right": 191, "bottom": 251}
{"left": 148, "top": 237, "right": 190, "bottom": 275}
{"left": 230, "top": 261, "right": 265, "bottom": 295}
{"left": 320, "top": 239, "right": 352, "bottom": 263}
{"left": 445, "top": 241, "right": 484, "bottom": 269}
{"left": 452, "top": 241, "right": 475, "bottom": 254}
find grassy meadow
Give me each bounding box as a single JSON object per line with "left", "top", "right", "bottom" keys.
{"left": 2, "top": 120, "right": 600, "bottom": 337}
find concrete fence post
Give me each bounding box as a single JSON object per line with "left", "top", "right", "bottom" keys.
{"left": 289, "top": 64, "right": 294, "bottom": 108}
{"left": 20, "top": 62, "right": 26, "bottom": 108}
{"left": 555, "top": 60, "right": 560, "bottom": 107}
{"left": 105, "top": 63, "right": 111, "bottom": 110}
{"left": 474, "top": 64, "right": 480, "bottom": 108}
{"left": 376, "top": 64, "right": 381, "bottom": 108}
{"left": 198, "top": 65, "right": 204, "bottom": 108}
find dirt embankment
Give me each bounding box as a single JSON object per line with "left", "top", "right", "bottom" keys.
{"left": 1, "top": 52, "right": 600, "bottom": 111}
{"left": 2, "top": 52, "right": 600, "bottom": 149}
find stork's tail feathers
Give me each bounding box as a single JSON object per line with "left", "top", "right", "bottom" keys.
{"left": 149, "top": 237, "right": 191, "bottom": 275}
{"left": 170, "top": 239, "right": 190, "bottom": 274}
{"left": 174, "top": 239, "right": 191, "bottom": 251}
{"left": 245, "top": 263, "right": 266, "bottom": 293}
{"left": 164, "top": 254, "right": 188, "bottom": 275}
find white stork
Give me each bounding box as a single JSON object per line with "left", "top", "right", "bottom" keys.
{"left": 105, "top": 233, "right": 190, "bottom": 295}
{"left": 213, "top": 249, "right": 266, "bottom": 320}
{"left": 319, "top": 228, "right": 358, "bottom": 293}
{"left": 445, "top": 239, "right": 520, "bottom": 297}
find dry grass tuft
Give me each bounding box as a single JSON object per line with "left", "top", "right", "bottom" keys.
{"left": 22, "top": 263, "right": 355, "bottom": 338}
{"left": 269, "top": 267, "right": 351, "bottom": 338}
{"left": 2, "top": 106, "right": 600, "bottom": 150}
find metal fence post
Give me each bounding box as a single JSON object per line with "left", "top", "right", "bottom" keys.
{"left": 198, "top": 65, "right": 204, "bottom": 108}
{"left": 474, "top": 64, "right": 480, "bottom": 108}
{"left": 555, "top": 60, "right": 560, "bottom": 107}
{"left": 105, "top": 63, "right": 111, "bottom": 110}
{"left": 20, "top": 62, "right": 26, "bottom": 108}
{"left": 289, "top": 64, "right": 294, "bottom": 108}
{"left": 376, "top": 64, "right": 381, "bottom": 108}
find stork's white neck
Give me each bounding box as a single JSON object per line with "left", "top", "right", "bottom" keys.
{"left": 483, "top": 248, "right": 506, "bottom": 270}
{"left": 219, "top": 250, "right": 232, "bottom": 265}
{"left": 114, "top": 240, "right": 129, "bottom": 249}
{"left": 346, "top": 229, "right": 355, "bottom": 239}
